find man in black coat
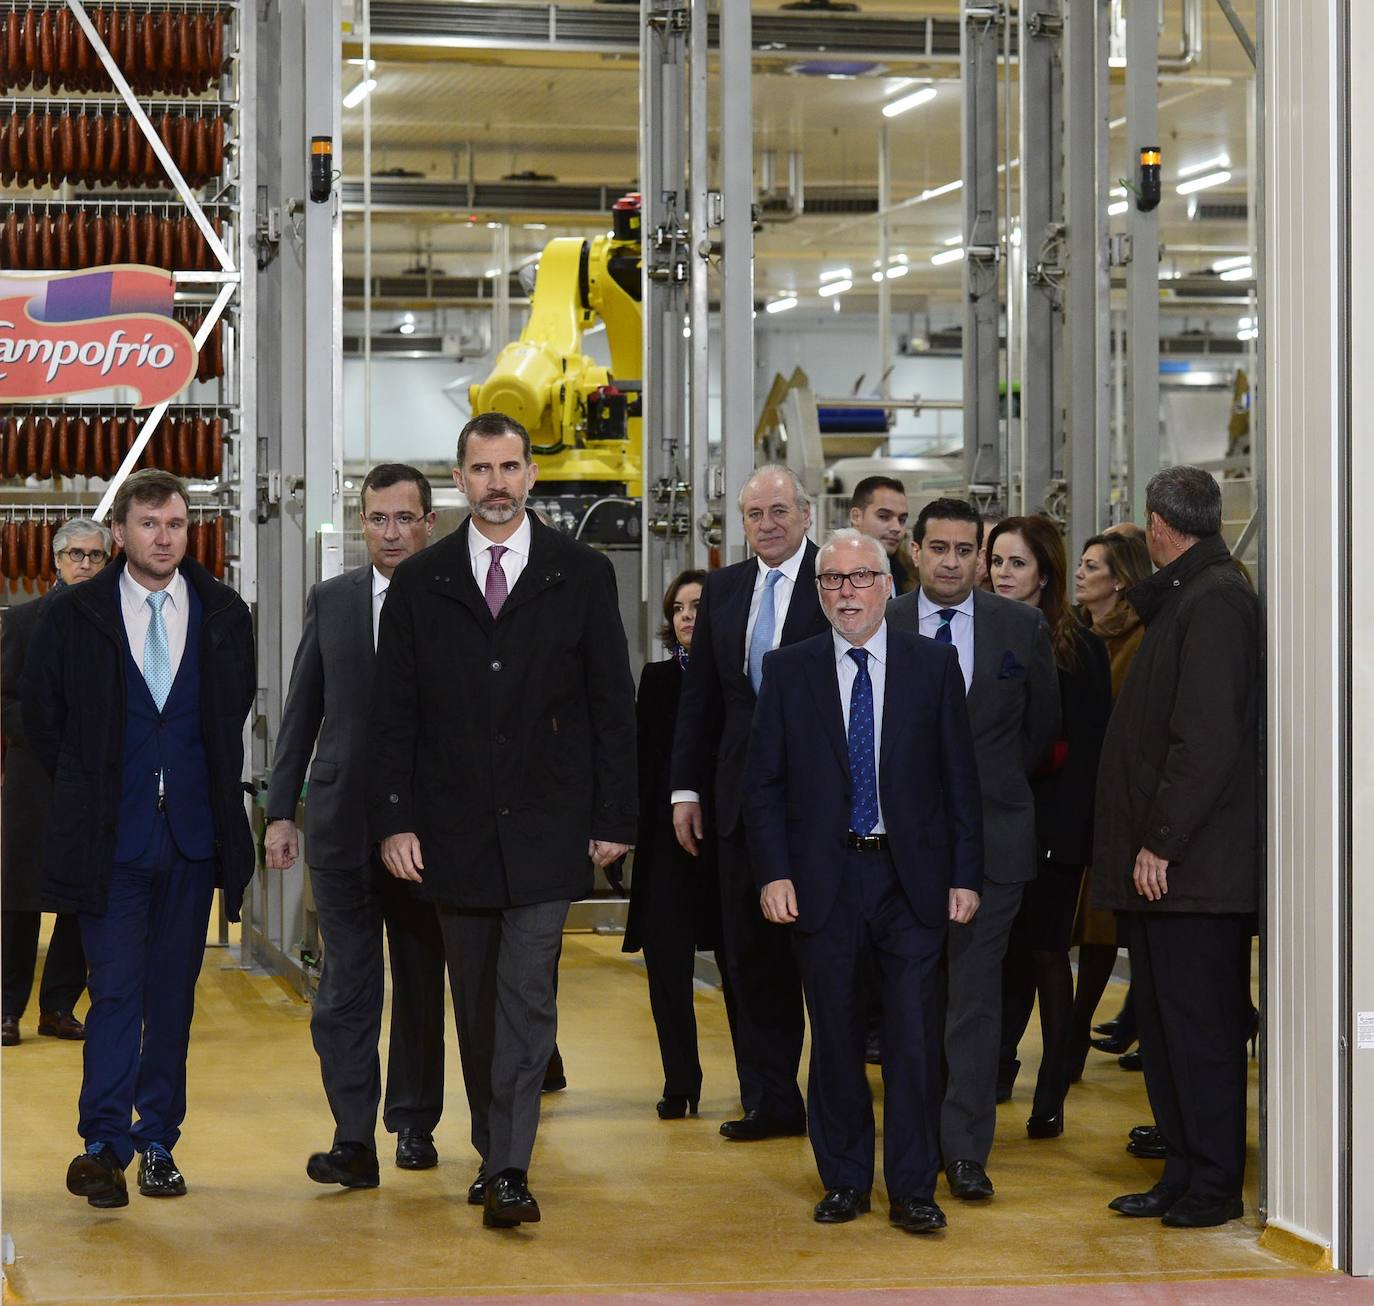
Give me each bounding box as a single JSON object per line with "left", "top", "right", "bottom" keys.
{"left": 367, "top": 412, "right": 637, "bottom": 1229}
{"left": 23, "top": 470, "right": 256, "bottom": 1211}
{"left": 2, "top": 518, "right": 112, "bottom": 1047}
{"left": 670, "top": 465, "right": 830, "bottom": 1140}
{"left": 1093, "top": 466, "right": 1260, "bottom": 1230}
{"left": 887, "top": 498, "right": 1059, "bottom": 1201}
{"left": 265, "top": 463, "right": 448, "bottom": 1189}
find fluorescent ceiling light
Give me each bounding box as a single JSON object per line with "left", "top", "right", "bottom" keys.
{"left": 1179, "top": 153, "right": 1230, "bottom": 178}
{"left": 882, "top": 86, "right": 937, "bottom": 118}
{"left": 871, "top": 271, "right": 884, "bottom": 282}
{"left": 921, "top": 179, "right": 963, "bottom": 200}
{"left": 485, "top": 267, "right": 501, "bottom": 277}
{"left": 942, "top": 235, "right": 963, "bottom": 247}
{"left": 892, "top": 252, "right": 909, "bottom": 264}
{"left": 347, "top": 58, "right": 378, "bottom": 71}
{"left": 818, "top": 279, "right": 852, "bottom": 297}
{"left": 1212, "top": 254, "right": 1253, "bottom": 272}
{"left": 885, "top": 264, "right": 909, "bottom": 279}
{"left": 342, "top": 78, "right": 376, "bottom": 109}
{"left": 486, "top": 221, "right": 502, "bottom": 229}
{"left": 1219, "top": 264, "right": 1253, "bottom": 281}
{"left": 1108, "top": 54, "right": 1127, "bottom": 68}
{"left": 820, "top": 267, "right": 853, "bottom": 283}
{"left": 765, "top": 296, "right": 798, "bottom": 314}
{"left": 524, "top": 222, "right": 548, "bottom": 230}
{"left": 1237, "top": 327, "right": 1258, "bottom": 341}
{"left": 1108, "top": 200, "right": 1129, "bottom": 216}
{"left": 931, "top": 247, "right": 965, "bottom": 266}
{"left": 397, "top": 321, "right": 416, "bottom": 336}
{"left": 1110, "top": 187, "right": 1128, "bottom": 198}
{"left": 1176, "top": 170, "right": 1231, "bottom": 195}
{"left": 1239, "top": 316, "right": 1254, "bottom": 329}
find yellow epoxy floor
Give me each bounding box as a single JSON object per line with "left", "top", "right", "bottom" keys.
{"left": 2, "top": 932, "right": 1297, "bottom": 1303}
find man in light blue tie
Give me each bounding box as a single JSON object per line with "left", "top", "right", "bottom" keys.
{"left": 23, "top": 469, "right": 257, "bottom": 1211}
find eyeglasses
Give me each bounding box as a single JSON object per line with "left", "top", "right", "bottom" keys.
{"left": 363, "top": 513, "right": 423, "bottom": 530}
{"left": 817, "top": 568, "right": 881, "bottom": 591}
{"left": 58, "top": 548, "right": 107, "bottom": 565}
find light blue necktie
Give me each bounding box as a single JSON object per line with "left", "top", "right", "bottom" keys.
{"left": 747, "top": 569, "right": 782, "bottom": 692}
{"left": 144, "top": 591, "right": 172, "bottom": 711}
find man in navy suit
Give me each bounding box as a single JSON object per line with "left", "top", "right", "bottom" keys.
{"left": 670, "top": 465, "right": 830, "bottom": 1140}
{"left": 745, "top": 529, "right": 983, "bottom": 1232}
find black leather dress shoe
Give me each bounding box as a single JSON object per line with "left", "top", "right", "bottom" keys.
{"left": 395, "top": 1129, "right": 438, "bottom": 1170}
{"left": 1127, "top": 1126, "right": 1165, "bottom": 1159}
{"left": 306, "top": 1141, "right": 379, "bottom": 1189}
{"left": 467, "top": 1164, "right": 488, "bottom": 1206}
{"left": 137, "top": 1144, "right": 187, "bottom": 1197}
{"left": 719, "top": 1109, "right": 807, "bottom": 1141}
{"left": 483, "top": 1170, "right": 541, "bottom": 1227}
{"left": 1, "top": 1016, "right": 18, "bottom": 1047}
{"left": 1026, "top": 1111, "right": 1063, "bottom": 1139}
{"left": 1090, "top": 1031, "right": 1136, "bottom": 1055}
{"left": 67, "top": 1145, "right": 129, "bottom": 1209}
{"left": 1162, "top": 1194, "right": 1244, "bottom": 1228}
{"left": 1092, "top": 1017, "right": 1121, "bottom": 1036}
{"left": 38, "top": 1009, "right": 85, "bottom": 1040}
{"left": 890, "top": 1197, "right": 947, "bottom": 1233}
{"left": 1129, "top": 1122, "right": 1158, "bottom": 1141}
{"left": 813, "top": 1187, "right": 870, "bottom": 1223}
{"left": 1108, "top": 1184, "right": 1182, "bottom": 1218}
{"left": 1119, "top": 1049, "right": 1143, "bottom": 1071}
{"left": 945, "top": 1159, "right": 994, "bottom": 1200}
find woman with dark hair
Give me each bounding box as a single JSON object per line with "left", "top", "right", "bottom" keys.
{"left": 988, "top": 517, "right": 1113, "bottom": 1137}
{"left": 622, "top": 569, "right": 723, "bottom": 1119}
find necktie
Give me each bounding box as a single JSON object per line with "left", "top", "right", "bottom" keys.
{"left": 144, "top": 590, "right": 172, "bottom": 711}
{"left": 847, "top": 648, "right": 879, "bottom": 835}
{"left": 484, "top": 545, "right": 509, "bottom": 618}
{"left": 934, "top": 607, "right": 957, "bottom": 644}
{"left": 373, "top": 581, "right": 388, "bottom": 649}
{"left": 747, "top": 569, "right": 782, "bottom": 692}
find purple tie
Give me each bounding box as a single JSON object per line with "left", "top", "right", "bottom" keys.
{"left": 484, "top": 544, "right": 509, "bottom": 618}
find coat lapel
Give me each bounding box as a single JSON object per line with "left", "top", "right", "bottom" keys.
{"left": 422, "top": 522, "right": 494, "bottom": 632}
{"left": 778, "top": 539, "right": 821, "bottom": 644}
{"left": 723, "top": 559, "right": 758, "bottom": 671}
{"left": 968, "top": 588, "right": 1001, "bottom": 710}
{"left": 499, "top": 514, "right": 567, "bottom": 619}
{"left": 352, "top": 565, "right": 376, "bottom": 662}
{"left": 804, "top": 635, "right": 850, "bottom": 777}
{"left": 878, "top": 634, "right": 908, "bottom": 781}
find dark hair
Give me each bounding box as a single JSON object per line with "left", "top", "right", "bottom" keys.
{"left": 457, "top": 412, "right": 532, "bottom": 468}
{"left": 111, "top": 468, "right": 190, "bottom": 525}
{"left": 1144, "top": 465, "right": 1222, "bottom": 538}
{"left": 659, "top": 569, "right": 708, "bottom": 648}
{"left": 987, "top": 516, "right": 1080, "bottom": 671}
{"left": 360, "top": 462, "right": 432, "bottom": 515}
{"left": 913, "top": 496, "right": 984, "bottom": 547}
{"left": 1081, "top": 531, "right": 1154, "bottom": 608}
{"left": 849, "top": 475, "right": 907, "bottom": 513}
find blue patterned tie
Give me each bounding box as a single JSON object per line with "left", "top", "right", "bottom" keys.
{"left": 144, "top": 591, "right": 172, "bottom": 711}
{"left": 934, "top": 607, "right": 957, "bottom": 644}
{"left": 847, "top": 648, "right": 879, "bottom": 835}
{"left": 747, "top": 569, "right": 782, "bottom": 693}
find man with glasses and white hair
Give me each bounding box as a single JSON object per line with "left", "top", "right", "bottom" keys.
{"left": 670, "top": 464, "right": 830, "bottom": 1141}
{"left": 2, "top": 517, "right": 113, "bottom": 1048}
{"left": 265, "top": 462, "right": 449, "bottom": 1192}
{"left": 745, "top": 529, "right": 982, "bottom": 1231}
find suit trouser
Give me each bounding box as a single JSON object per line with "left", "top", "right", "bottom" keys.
{"left": 794, "top": 848, "right": 944, "bottom": 1200}
{"left": 716, "top": 827, "right": 806, "bottom": 1121}
{"left": 940, "top": 877, "right": 1024, "bottom": 1165}
{"left": 2, "top": 909, "right": 86, "bottom": 1019}
{"left": 77, "top": 815, "right": 217, "bottom": 1169}
{"left": 440, "top": 899, "right": 568, "bottom": 1175}
{"left": 309, "top": 857, "right": 447, "bottom": 1149}
{"left": 1123, "top": 910, "right": 1252, "bottom": 1201}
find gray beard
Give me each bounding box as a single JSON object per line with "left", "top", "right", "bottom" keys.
{"left": 472, "top": 496, "right": 525, "bottom": 526}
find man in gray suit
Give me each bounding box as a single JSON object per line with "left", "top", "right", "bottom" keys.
{"left": 888, "top": 497, "right": 1058, "bottom": 1201}
{"left": 265, "top": 463, "right": 447, "bottom": 1190}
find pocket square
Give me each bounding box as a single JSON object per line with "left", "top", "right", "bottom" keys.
{"left": 998, "top": 651, "right": 1026, "bottom": 680}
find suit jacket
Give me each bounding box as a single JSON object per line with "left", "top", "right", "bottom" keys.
{"left": 887, "top": 587, "right": 1059, "bottom": 885}
{"left": 2, "top": 589, "right": 59, "bottom": 913}
{"left": 669, "top": 541, "right": 829, "bottom": 837}
{"left": 744, "top": 628, "right": 983, "bottom": 932}
{"left": 265, "top": 566, "right": 378, "bottom": 870}
{"left": 366, "top": 513, "right": 638, "bottom": 909}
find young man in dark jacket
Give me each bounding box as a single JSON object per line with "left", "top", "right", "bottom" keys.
{"left": 1092, "top": 465, "right": 1260, "bottom": 1230}
{"left": 23, "top": 469, "right": 257, "bottom": 1211}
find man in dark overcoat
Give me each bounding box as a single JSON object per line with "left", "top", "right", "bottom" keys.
{"left": 1093, "top": 465, "right": 1260, "bottom": 1229}
{"left": 23, "top": 470, "right": 256, "bottom": 1210}
{"left": 367, "top": 412, "right": 637, "bottom": 1229}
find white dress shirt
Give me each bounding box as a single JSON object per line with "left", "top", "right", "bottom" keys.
{"left": 120, "top": 566, "right": 189, "bottom": 681}
{"left": 741, "top": 538, "right": 809, "bottom": 676}
{"left": 917, "top": 588, "right": 976, "bottom": 693}
{"left": 372, "top": 566, "right": 389, "bottom": 650}
{"left": 835, "top": 621, "right": 887, "bottom": 833}
{"left": 468, "top": 511, "right": 532, "bottom": 595}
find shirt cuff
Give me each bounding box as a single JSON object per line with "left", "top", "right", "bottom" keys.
{"left": 670, "top": 790, "right": 701, "bottom": 806}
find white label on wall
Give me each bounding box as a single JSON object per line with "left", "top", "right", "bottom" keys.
{"left": 1358, "top": 1012, "right": 1374, "bottom": 1050}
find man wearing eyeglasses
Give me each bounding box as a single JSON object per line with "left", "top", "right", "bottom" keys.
{"left": 2, "top": 519, "right": 112, "bottom": 1049}
{"left": 265, "top": 463, "right": 447, "bottom": 1191}
{"left": 745, "top": 529, "right": 983, "bottom": 1232}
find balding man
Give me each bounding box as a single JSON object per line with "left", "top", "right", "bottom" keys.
{"left": 745, "top": 529, "right": 982, "bottom": 1230}
{"left": 1104, "top": 521, "right": 1147, "bottom": 542}
{"left": 671, "top": 465, "right": 829, "bottom": 1139}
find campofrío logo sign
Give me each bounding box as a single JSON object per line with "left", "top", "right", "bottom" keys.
{"left": 0, "top": 266, "right": 197, "bottom": 407}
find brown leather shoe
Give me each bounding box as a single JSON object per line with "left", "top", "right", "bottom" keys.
{"left": 38, "top": 1011, "right": 85, "bottom": 1040}
{"left": 1, "top": 1017, "right": 19, "bottom": 1047}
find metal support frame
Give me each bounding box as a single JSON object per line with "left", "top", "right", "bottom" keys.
{"left": 961, "top": 1, "right": 1006, "bottom": 511}
{"left": 1062, "top": 0, "right": 1111, "bottom": 549}
{"left": 1125, "top": 0, "right": 1160, "bottom": 522}
{"left": 1018, "top": 2, "right": 1064, "bottom": 517}
{"left": 877, "top": 122, "right": 892, "bottom": 402}
{"left": 687, "top": 0, "right": 711, "bottom": 570}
